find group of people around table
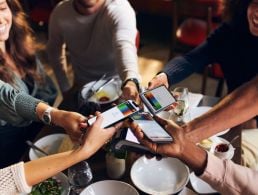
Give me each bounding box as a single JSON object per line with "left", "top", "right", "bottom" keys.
{"left": 0, "top": 0, "right": 258, "bottom": 194}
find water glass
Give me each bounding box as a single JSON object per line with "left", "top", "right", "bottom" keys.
{"left": 68, "top": 160, "right": 93, "bottom": 194}
{"left": 172, "top": 87, "right": 190, "bottom": 124}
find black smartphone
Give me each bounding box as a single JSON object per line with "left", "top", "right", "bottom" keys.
{"left": 131, "top": 112, "right": 173, "bottom": 143}
{"left": 87, "top": 100, "right": 140, "bottom": 128}
{"left": 140, "top": 85, "right": 176, "bottom": 115}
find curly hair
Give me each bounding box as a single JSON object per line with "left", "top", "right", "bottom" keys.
{"left": 0, "top": 0, "right": 41, "bottom": 84}
{"left": 223, "top": 0, "right": 253, "bottom": 22}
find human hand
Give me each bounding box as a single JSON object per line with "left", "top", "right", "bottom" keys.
{"left": 81, "top": 112, "right": 122, "bottom": 157}
{"left": 148, "top": 72, "right": 169, "bottom": 89}
{"left": 51, "top": 110, "right": 87, "bottom": 142}
{"left": 121, "top": 80, "right": 140, "bottom": 104}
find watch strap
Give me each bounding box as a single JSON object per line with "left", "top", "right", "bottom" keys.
{"left": 121, "top": 78, "right": 140, "bottom": 92}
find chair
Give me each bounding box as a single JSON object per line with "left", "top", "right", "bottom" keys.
{"left": 171, "top": 0, "right": 225, "bottom": 96}
{"left": 23, "top": 0, "right": 61, "bottom": 31}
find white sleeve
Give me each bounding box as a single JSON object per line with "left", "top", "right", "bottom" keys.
{"left": 47, "top": 8, "right": 71, "bottom": 92}
{"left": 108, "top": 1, "right": 141, "bottom": 82}
{"left": 0, "top": 162, "right": 31, "bottom": 194}
{"left": 200, "top": 153, "right": 258, "bottom": 195}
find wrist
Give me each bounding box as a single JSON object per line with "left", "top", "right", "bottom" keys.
{"left": 121, "top": 78, "right": 140, "bottom": 92}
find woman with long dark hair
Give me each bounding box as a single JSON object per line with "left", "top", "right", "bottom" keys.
{"left": 0, "top": 0, "right": 57, "bottom": 168}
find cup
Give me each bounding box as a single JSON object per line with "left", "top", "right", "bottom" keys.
{"left": 211, "top": 142, "right": 235, "bottom": 160}
{"left": 68, "top": 160, "right": 93, "bottom": 194}
{"left": 105, "top": 153, "right": 126, "bottom": 179}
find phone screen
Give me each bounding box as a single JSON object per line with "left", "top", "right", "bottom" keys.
{"left": 88, "top": 100, "right": 139, "bottom": 128}
{"left": 140, "top": 85, "right": 176, "bottom": 114}
{"left": 131, "top": 113, "right": 173, "bottom": 143}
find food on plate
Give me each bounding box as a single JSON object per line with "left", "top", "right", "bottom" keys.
{"left": 95, "top": 91, "right": 111, "bottom": 102}
{"left": 30, "top": 177, "right": 63, "bottom": 195}
{"left": 58, "top": 136, "right": 74, "bottom": 153}
{"left": 199, "top": 138, "right": 213, "bottom": 150}
{"left": 215, "top": 143, "right": 229, "bottom": 152}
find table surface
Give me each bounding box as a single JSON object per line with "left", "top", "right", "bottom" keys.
{"left": 23, "top": 94, "right": 243, "bottom": 195}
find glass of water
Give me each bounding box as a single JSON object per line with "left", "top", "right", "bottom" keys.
{"left": 68, "top": 160, "right": 93, "bottom": 194}
{"left": 172, "top": 87, "right": 190, "bottom": 124}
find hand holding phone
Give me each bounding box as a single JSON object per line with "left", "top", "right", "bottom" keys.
{"left": 131, "top": 112, "right": 173, "bottom": 143}
{"left": 87, "top": 100, "right": 140, "bottom": 128}
{"left": 140, "top": 85, "right": 176, "bottom": 115}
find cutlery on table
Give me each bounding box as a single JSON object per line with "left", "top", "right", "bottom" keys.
{"left": 86, "top": 73, "right": 107, "bottom": 99}
{"left": 26, "top": 140, "right": 49, "bottom": 156}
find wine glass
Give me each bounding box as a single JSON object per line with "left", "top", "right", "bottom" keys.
{"left": 172, "top": 87, "right": 190, "bottom": 124}
{"left": 68, "top": 160, "right": 93, "bottom": 194}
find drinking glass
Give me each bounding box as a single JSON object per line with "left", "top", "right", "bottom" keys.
{"left": 172, "top": 87, "right": 190, "bottom": 124}
{"left": 68, "top": 160, "right": 93, "bottom": 194}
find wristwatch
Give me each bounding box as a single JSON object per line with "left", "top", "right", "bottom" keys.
{"left": 121, "top": 78, "right": 140, "bottom": 92}
{"left": 42, "top": 107, "right": 53, "bottom": 125}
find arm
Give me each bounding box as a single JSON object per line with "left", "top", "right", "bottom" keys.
{"left": 130, "top": 116, "right": 258, "bottom": 195}
{"left": 185, "top": 76, "right": 258, "bottom": 143}
{"left": 0, "top": 114, "right": 121, "bottom": 194}
{"left": 149, "top": 23, "right": 232, "bottom": 89}
{"left": 109, "top": 1, "right": 141, "bottom": 102}
{"left": 201, "top": 153, "right": 258, "bottom": 195}
{"left": 47, "top": 6, "right": 70, "bottom": 93}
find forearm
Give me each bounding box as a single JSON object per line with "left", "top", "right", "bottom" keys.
{"left": 24, "top": 149, "right": 89, "bottom": 186}
{"left": 185, "top": 76, "right": 258, "bottom": 143}
{"left": 201, "top": 153, "right": 258, "bottom": 194}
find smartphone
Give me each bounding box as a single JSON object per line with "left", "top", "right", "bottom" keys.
{"left": 87, "top": 100, "right": 140, "bottom": 128}
{"left": 131, "top": 112, "right": 173, "bottom": 143}
{"left": 140, "top": 85, "right": 176, "bottom": 115}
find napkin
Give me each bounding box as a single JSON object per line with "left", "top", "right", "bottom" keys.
{"left": 188, "top": 92, "right": 203, "bottom": 108}
{"left": 241, "top": 129, "right": 258, "bottom": 170}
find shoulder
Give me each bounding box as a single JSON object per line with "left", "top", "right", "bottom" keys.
{"left": 51, "top": 0, "right": 73, "bottom": 17}
{"left": 105, "top": 0, "right": 135, "bottom": 15}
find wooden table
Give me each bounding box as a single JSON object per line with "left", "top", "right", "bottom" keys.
{"left": 23, "top": 95, "right": 242, "bottom": 195}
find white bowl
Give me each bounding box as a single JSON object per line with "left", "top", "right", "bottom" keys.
{"left": 130, "top": 156, "right": 190, "bottom": 195}
{"left": 210, "top": 138, "right": 235, "bottom": 160}
{"left": 29, "top": 172, "right": 69, "bottom": 195}
{"left": 29, "top": 133, "right": 68, "bottom": 160}
{"left": 80, "top": 180, "right": 139, "bottom": 195}
{"left": 80, "top": 78, "right": 121, "bottom": 105}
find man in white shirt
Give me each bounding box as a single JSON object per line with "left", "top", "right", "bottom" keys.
{"left": 47, "top": 0, "right": 141, "bottom": 105}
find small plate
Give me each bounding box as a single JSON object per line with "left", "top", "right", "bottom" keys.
{"left": 189, "top": 173, "right": 217, "bottom": 194}
{"left": 29, "top": 133, "right": 68, "bottom": 160}
{"left": 189, "top": 106, "right": 230, "bottom": 136}
{"left": 80, "top": 180, "right": 139, "bottom": 195}
{"left": 80, "top": 76, "right": 122, "bottom": 104}
{"left": 130, "top": 156, "right": 189, "bottom": 195}
{"left": 209, "top": 137, "right": 235, "bottom": 160}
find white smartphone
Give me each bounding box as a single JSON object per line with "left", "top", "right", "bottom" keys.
{"left": 131, "top": 112, "right": 173, "bottom": 143}
{"left": 87, "top": 100, "right": 140, "bottom": 128}
{"left": 140, "top": 85, "right": 176, "bottom": 115}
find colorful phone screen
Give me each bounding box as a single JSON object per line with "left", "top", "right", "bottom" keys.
{"left": 142, "top": 86, "right": 176, "bottom": 113}
{"left": 88, "top": 101, "right": 139, "bottom": 128}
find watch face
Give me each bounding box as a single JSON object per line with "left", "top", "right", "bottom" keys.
{"left": 43, "top": 114, "right": 51, "bottom": 124}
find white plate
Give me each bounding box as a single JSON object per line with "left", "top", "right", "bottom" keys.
{"left": 189, "top": 173, "right": 217, "bottom": 194}
{"left": 80, "top": 76, "right": 122, "bottom": 104}
{"left": 189, "top": 106, "right": 230, "bottom": 136}
{"left": 29, "top": 133, "right": 68, "bottom": 160}
{"left": 209, "top": 137, "right": 235, "bottom": 160}
{"left": 130, "top": 156, "right": 189, "bottom": 195}
{"left": 80, "top": 180, "right": 139, "bottom": 195}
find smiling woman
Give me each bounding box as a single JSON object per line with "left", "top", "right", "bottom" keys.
{"left": 0, "top": 0, "right": 58, "bottom": 168}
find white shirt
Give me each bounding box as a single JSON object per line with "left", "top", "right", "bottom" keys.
{"left": 47, "top": 0, "right": 140, "bottom": 92}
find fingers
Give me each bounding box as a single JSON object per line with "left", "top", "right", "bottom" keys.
{"left": 154, "top": 115, "right": 168, "bottom": 126}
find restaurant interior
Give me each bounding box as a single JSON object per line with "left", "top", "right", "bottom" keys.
{"left": 4, "top": 0, "right": 257, "bottom": 194}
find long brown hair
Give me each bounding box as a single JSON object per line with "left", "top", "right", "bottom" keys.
{"left": 0, "top": 0, "right": 41, "bottom": 84}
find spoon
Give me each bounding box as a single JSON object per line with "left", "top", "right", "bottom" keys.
{"left": 228, "top": 135, "right": 240, "bottom": 147}
{"left": 26, "top": 140, "right": 49, "bottom": 156}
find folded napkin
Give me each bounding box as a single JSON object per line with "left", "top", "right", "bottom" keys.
{"left": 188, "top": 92, "right": 203, "bottom": 108}
{"left": 241, "top": 129, "right": 258, "bottom": 170}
